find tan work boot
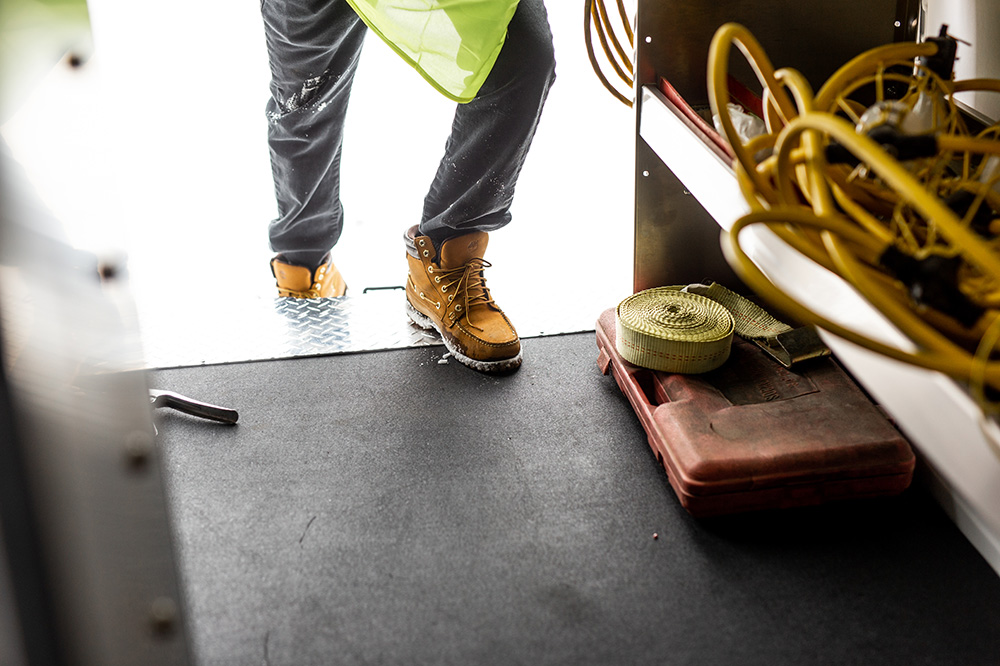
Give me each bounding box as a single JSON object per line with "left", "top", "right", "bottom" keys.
{"left": 405, "top": 226, "right": 522, "bottom": 373}
{"left": 270, "top": 254, "right": 346, "bottom": 298}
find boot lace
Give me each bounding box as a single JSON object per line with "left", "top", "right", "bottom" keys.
{"left": 436, "top": 258, "right": 495, "bottom": 331}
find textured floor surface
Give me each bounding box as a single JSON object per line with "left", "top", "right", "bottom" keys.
{"left": 135, "top": 289, "right": 605, "bottom": 369}
{"left": 152, "top": 333, "right": 1000, "bottom": 666}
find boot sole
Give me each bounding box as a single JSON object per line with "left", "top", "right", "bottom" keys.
{"left": 406, "top": 301, "right": 522, "bottom": 374}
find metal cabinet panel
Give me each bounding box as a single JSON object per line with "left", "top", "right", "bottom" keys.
{"left": 635, "top": 136, "right": 741, "bottom": 291}
{"left": 633, "top": 0, "right": 906, "bottom": 290}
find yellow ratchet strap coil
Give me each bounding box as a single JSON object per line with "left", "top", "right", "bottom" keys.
{"left": 683, "top": 282, "right": 793, "bottom": 339}
{"left": 615, "top": 287, "right": 735, "bottom": 373}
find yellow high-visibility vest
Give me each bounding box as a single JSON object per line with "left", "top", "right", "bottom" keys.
{"left": 345, "top": 0, "right": 521, "bottom": 103}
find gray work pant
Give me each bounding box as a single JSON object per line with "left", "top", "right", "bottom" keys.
{"left": 261, "top": 0, "right": 556, "bottom": 268}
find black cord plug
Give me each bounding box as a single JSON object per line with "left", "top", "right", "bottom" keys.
{"left": 879, "top": 246, "right": 983, "bottom": 327}
{"left": 919, "top": 25, "right": 959, "bottom": 81}
{"left": 825, "top": 126, "right": 938, "bottom": 166}
{"left": 947, "top": 189, "right": 999, "bottom": 238}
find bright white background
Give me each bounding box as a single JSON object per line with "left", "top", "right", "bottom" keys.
{"left": 2, "top": 0, "right": 637, "bottom": 365}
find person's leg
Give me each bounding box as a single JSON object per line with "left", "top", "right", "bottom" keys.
{"left": 262, "top": 0, "right": 367, "bottom": 271}
{"left": 417, "top": 0, "right": 557, "bottom": 247}
{"left": 405, "top": 1, "right": 556, "bottom": 372}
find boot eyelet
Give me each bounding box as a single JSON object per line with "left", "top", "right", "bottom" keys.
{"left": 434, "top": 277, "right": 441, "bottom": 283}
{"left": 418, "top": 239, "right": 425, "bottom": 247}
{"left": 422, "top": 250, "right": 429, "bottom": 257}
{"left": 448, "top": 295, "right": 454, "bottom": 302}
{"left": 427, "top": 266, "right": 434, "bottom": 273}
{"left": 456, "top": 305, "right": 463, "bottom": 311}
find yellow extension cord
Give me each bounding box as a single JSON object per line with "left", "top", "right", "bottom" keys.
{"left": 707, "top": 23, "right": 1000, "bottom": 412}
{"left": 584, "top": 0, "right": 634, "bottom": 107}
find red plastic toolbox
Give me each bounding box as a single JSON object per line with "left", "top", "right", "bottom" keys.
{"left": 596, "top": 308, "right": 915, "bottom": 517}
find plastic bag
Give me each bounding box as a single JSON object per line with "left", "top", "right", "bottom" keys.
{"left": 713, "top": 103, "right": 766, "bottom": 143}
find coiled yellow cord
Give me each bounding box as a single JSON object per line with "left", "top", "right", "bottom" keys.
{"left": 584, "top": 0, "right": 634, "bottom": 107}
{"left": 708, "top": 23, "right": 1000, "bottom": 409}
